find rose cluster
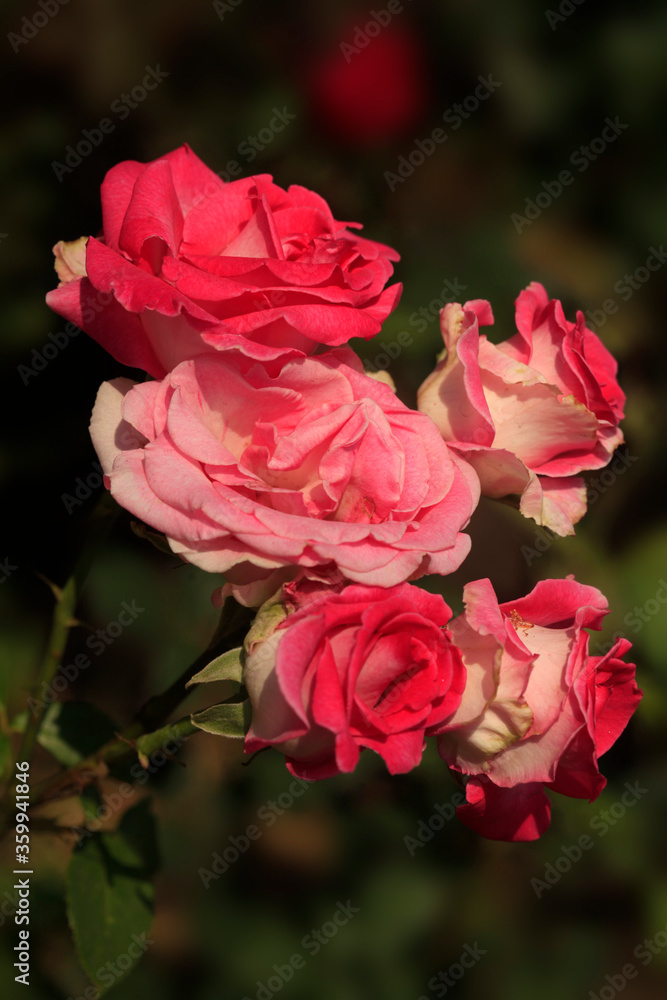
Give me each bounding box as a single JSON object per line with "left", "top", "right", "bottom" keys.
{"left": 48, "top": 145, "right": 640, "bottom": 841}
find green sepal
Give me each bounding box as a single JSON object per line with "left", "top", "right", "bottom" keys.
{"left": 244, "top": 599, "right": 288, "bottom": 654}
{"left": 186, "top": 646, "right": 244, "bottom": 688}
{"left": 190, "top": 696, "right": 252, "bottom": 739}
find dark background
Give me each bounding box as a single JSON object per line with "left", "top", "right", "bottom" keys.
{"left": 1, "top": 1, "right": 666, "bottom": 998}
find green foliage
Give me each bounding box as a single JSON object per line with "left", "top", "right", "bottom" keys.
{"left": 12, "top": 701, "right": 118, "bottom": 767}
{"left": 66, "top": 800, "right": 159, "bottom": 992}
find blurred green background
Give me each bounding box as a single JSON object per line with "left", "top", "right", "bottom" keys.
{"left": 1, "top": 0, "right": 666, "bottom": 997}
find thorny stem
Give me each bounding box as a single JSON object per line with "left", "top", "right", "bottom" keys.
{"left": 26, "top": 596, "right": 253, "bottom": 809}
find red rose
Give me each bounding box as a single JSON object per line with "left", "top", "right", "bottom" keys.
{"left": 304, "top": 22, "right": 430, "bottom": 146}
{"left": 46, "top": 145, "right": 402, "bottom": 376}
{"left": 244, "top": 582, "right": 465, "bottom": 779}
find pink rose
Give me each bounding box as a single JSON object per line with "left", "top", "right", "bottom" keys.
{"left": 244, "top": 583, "right": 466, "bottom": 778}
{"left": 435, "top": 577, "right": 641, "bottom": 841}
{"left": 46, "top": 145, "right": 402, "bottom": 376}
{"left": 90, "top": 349, "right": 480, "bottom": 590}
{"left": 417, "top": 283, "right": 625, "bottom": 535}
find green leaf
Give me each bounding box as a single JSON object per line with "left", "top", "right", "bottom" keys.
{"left": 79, "top": 784, "right": 102, "bottom": 820}
{"left": 67, "top": 799, "right": 159, "bottom": 992}
{"left": 12, "top": 701, "right": 118, "bottom": 767}
{"left": 191, "top": 698, "right": 252, "bottom": 739}
{"left": 186, "top": 646, "right": 244, "bottom": 688}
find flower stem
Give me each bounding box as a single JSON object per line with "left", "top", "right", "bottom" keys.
{"left": 26, "top": 597, "right": 253, "bottom": 809}
{"left": 17, "top": 575, "right": 78, "bottom": 769}
{"left": 0, "top": 493, "right": 119, "bottom": 837}
{"left": 135, "top": 716, "right": 199, "bottom": 760}
{"left": 17, "top": 493, "right": 119, "bottom": 771}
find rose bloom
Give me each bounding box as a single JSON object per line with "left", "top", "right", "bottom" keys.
{"left": 418, "top": 283, "right": 625, "bottom": 535}
{"left": 244, "top": 582, "right": 466, "bottom": 778}
{"left": 90, "top": 349, "right": 480, "bottom": 594}
{"left": 435, "top": 577, "right": 641, "bottom": 841}
{"left": 46, "top": 145, "right": 402, "bottom": 376}
{"left": 303, "top": 22, "right": 430, "bottom": 146}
